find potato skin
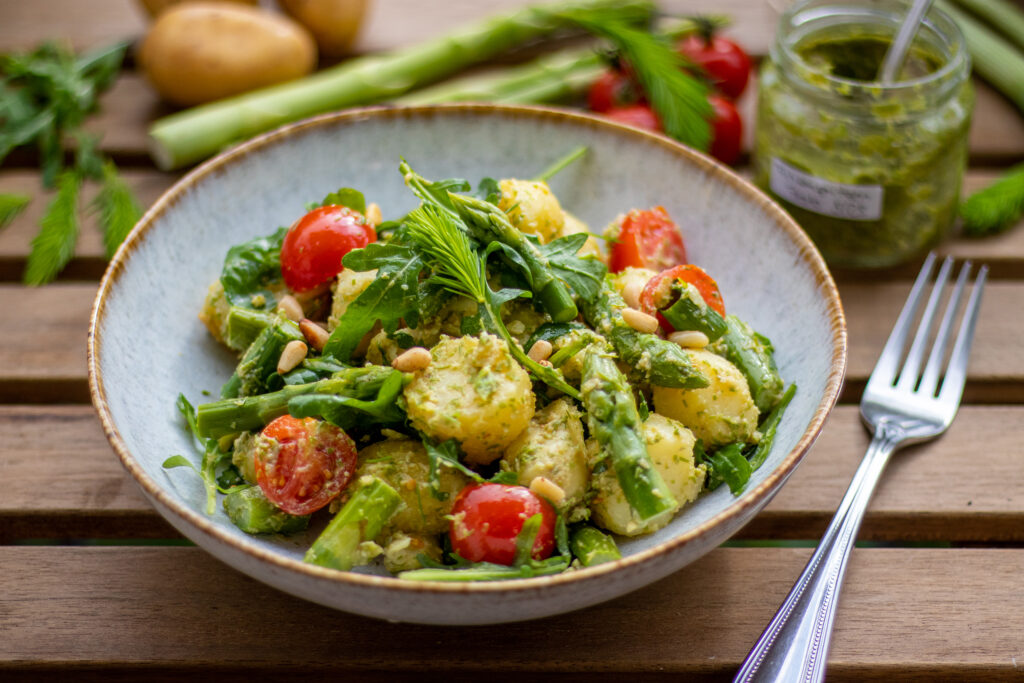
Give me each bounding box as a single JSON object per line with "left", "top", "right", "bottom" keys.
{"left": 403, "top": 334, "right": 535, "bottom": 465}
{"left": 652, "top": 349, "right": 760, "bottom": 447}
{"left": 277, "top": 0, "right": 368, "bottom": 56}
{"left": 138, "top": 0, "right": 257, "bottom": 18}
{"left": 498, "top": 179, "right": 565, "bottom": 244}
{"left": 356, "top": 439, "right": 469, "bottom": 535}
{"left": 139, "top": 3, "right": 317, "bottom": 106}
{"left": 502, "top": 398, "right": 589, "bottom": 512}
{"left": 589, "top": 413, "right": 706, "bottom": 536}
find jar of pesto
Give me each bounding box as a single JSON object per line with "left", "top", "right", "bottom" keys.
{"left": 754, "top": 0, "right": 973, "bottom": 268}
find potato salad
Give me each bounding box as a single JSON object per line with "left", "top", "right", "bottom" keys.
{"left": 171, "top": 156, "right": 793, "bottom": 581}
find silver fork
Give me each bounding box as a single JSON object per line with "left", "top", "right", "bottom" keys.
{"left": 734, "top": 253, "right": 987, "bottom": 683}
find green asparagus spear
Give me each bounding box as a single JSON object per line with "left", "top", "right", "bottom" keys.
{"left": 148, "top": 0, "right": 654, "bottom": 169}
{"left": 569, "top": 525, "right": 621, "bottom": 566}
{"left": 711, "top": 315, "right": 784, "bottom": 414}
{"left": 224, "top": 306, "right": 275, "bottom": 351}
{"left": 304, "top": 477, "right": 403, "bottom": 571}
{"left": 223, "top": 485, "right": 310, "bottom": 534}
{"left": 581, "top": 346, "right": 678, "bottom": 524}
{"left": 747, "top": 383, "right": 796, "bottom": 472}
{"left": 580, "top": 283, "right": 707, "bottom": 389}
{"left": 234, "top": 317, "right": 303, "bottom": 397}
{"left": 400, "top": 160, "right": 578, "bottom": 323}
{"left": 195, "top": 366, "right": 399, "bottom": 439}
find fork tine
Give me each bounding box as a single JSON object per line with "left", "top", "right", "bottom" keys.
{"left": 865, "top": 252, "right": 937, "bottom": 391}
{"left": 918, "top": 261, "right": 971, "bottom": 396}
{"left": 897, "top": 256, "right": 954, "bottom": 391}
{"left": 938, "top": 264, "right": 988, "bottom": 406}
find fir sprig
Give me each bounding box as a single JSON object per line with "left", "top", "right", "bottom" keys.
{"left": 403, "top": 204, "right": 581, "bottom": 399}
{"left": 961, "top": 164, "right": 1024, "bottom": 237}
{"left": 23, "top": 171, "right": 80, "bottom": 286}
{"left": 1, "top": 41, "right": 139, "bottom": 283}
{"left": 0, "top": 193, "right": 31, "bottom": 230}
{"left": 561, "top": 12, "right": 712, "bottom": 150}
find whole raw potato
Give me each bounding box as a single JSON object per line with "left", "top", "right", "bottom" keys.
{"left": 138, "top": 0, "right": 258, "bottom": 18}
{"left": 277, "top": 0, "right": 367, "bottom": 56}
{"left": 139, "top": 3, "right": 317, "bottom": 106}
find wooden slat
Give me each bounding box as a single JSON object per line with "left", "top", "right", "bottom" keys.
{"left": 3, "top": 405, "right": 1022, "bottom": 542}
{"left": 2, "top": 546, "right": 1022, "bottom": 681}
{"left": 1, "top": 280, "right": 1019, "bottom": 403}
{"left": 1, "top": 169, "right": 1022, "bottom": 283}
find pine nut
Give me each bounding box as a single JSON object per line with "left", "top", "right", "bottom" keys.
{"left": 392, "top": 346, "right": 431, "bottom": 372}
{"left": 529, "top": 476, "right": 566, "bottom": 505}
{"left": 277, "top": 340, "right": 308, "bottom": 374}
{"left": 276, "top": 294, "right": 303, "bottom": 322}
{"left": 621, "top": 307, "right": 659, "bottom": 334}
{"left": 365, "top": 202, "right": 383, "bottom": 227}
{"left": 527, "top": 339, "right": 553, "bottom": 362}
{"left": 668, "top": 330, "right": 710, "bottom": 348}
{"left": 622, "top": 280, "right": 644, "bottom": 309}
{"left": 299, "top": 318, "right": 330, "bottom": 352}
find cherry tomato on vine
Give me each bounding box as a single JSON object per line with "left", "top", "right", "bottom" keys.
{"left": 609, "top": 206, "right": 687, "bottom": 274}
{"left": 280, "top": 205, "right": 376, "bottom": 292}
{"left": 708, "top": 94, "right": 743, "bottom": 166}
{"left": 254, "top": 415, "right": 357, "bottom": 516}
{"left": 587, "top": 68, "right": 642, "bottom": 113}
{"left": 640, "top": 264, "right": 726, "bottom": 332}
{"left": 449, "top": 483, "right": 556, "bottom": 566}
{"left": 603, "top": 103, "right": 661, "bottom": 132}
{"left": 677, "top": 34, "right": 752, "bottom": 100}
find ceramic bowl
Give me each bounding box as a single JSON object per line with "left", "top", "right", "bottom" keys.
{"left": 89, "top": 104, "right": 846, "bottom": 625}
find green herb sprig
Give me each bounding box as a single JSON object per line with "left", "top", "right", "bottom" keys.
{"left": 1, "top": 41, "right": 141, "bottom": 284}
{"left": 960, "top": 164, "right": 1024, "bottom": 237}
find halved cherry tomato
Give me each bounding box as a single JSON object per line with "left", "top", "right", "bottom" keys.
{"left": 588, "top": 68, "right": 642, "bottom": 113}
{"left": 449, "top": 483, "right": 556, "bottom": 566}
{"left": 609, "top": 206, "right": 687, "bottom": 273}
{"left": 254, "top": 415, "right": 357, "bottom": 516}
{"left": 280, "top": 205, "right": 376, "bottom": 292}
{"left": 604, "top": 103, "right": 661, "bottom": 132}
{"left": 708, "top": 94, "right": 743, "bottom": 166}
{"left": 640, "top": 264, "right": 726, "bottom": 332}
{"left": 677, "top": 34, "right": 752, "bottom": 100}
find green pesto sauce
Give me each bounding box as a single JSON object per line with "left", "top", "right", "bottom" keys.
{"left": 755, "top": 30, "right": 972, "bottom": 268}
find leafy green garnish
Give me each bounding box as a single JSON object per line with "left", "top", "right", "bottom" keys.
{"left": 533, "top": 145, "right": 588, "bottom": 183}
{"left": 220, "top": 227, "right": 287, "bottom": 309}
{"left": 0, "top": 193, "right": 30, "bottom": 230}
{"left": 287, "top": 368, "right": 406, "bottom": 429}
{"left": 537, "top": 232, "right": 607, "bottom": 301}
{"left": 702, "top": 442, "right": 751, "bottom": 495}
{"left": 961, "top": 164, "right": 1024, "bottom": 237}
{"left": 310, "top": 187, "right": 366, "bottom": 214}
{"left": 2, "top": 41, "right": 139, "bottom": 283}
{"left": 322, "top": 242, "right": 427, "bottom": 362}
{"left": 171, "top": 393, "right": 232, "bottom": 515}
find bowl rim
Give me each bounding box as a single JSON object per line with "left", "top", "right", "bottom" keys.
{"left": 88, "top": 102, "right": 847, "bottom": 597}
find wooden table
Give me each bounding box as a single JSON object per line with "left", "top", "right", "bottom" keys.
{"left": 3, "top": 1, "right": 1023, "bottom": 680}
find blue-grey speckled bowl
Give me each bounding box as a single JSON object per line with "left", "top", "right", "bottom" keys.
{"left": 89, "top": 104, "right": 846, "bottom": 625}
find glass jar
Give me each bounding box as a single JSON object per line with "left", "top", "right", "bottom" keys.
{"left": 754, "top": 0, "right": 973, "bottom": 268}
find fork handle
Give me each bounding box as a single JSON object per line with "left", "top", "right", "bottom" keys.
{"left": 733, "top": 428, "right": 901, "bottom": 683}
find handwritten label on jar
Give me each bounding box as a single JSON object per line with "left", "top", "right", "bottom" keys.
{"left": 770, "top": 158, "right": 884, "bottom": 221}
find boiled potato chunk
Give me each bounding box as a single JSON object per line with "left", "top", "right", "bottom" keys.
{"left": 380, "top": 531, "right": 443, "bottom": 574}
{"left": 138, "top": 0, "right": 258, "bottom": 17}
{"left": 589, "top": 413, "right": 706, "bottom": 536}
{"left": 502, "top": 398, "right": 589, "bottom": 511}
{"left": 278, "top": 0, "right": 368, "bottom": 56}
{"left": 498, "top": 179, "right": 564, "bottom": 244}
{"left": 139, "top": 3, "right": 317, "bottom": 106}
{"left": 356, "top": 439, "right": 469, "bottom": 535}
{"left": 404, "top": 334, "right": 535, "bottom": 464}
{"left": 652, "top": 349, "right": 759, "bottom": 447}
{"left": 608, "top": 266, "right": 657, "bottom": 309}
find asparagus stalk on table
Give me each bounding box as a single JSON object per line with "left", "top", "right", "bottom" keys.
{"left": 147, "top": 0, "right": 656, "bottom": 169}
{"left": 581, "top": 346, "right": 678, "bottom": 524}
{"left": 579, "top": 283, "right": 708, "bottom": 389}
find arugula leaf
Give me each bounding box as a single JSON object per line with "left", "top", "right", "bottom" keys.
{"left": 0, "top": 193, "right": 30, "bottom": 230}
{"left": 702, "top": 442, "right": 752, "bottom": 495}
{"left": 173, "top": 393, "right": 231, "bottom": 515}
{"left": 322, "top": 242, "right": 426, "bottom": 362}
{"left": 474, "top": 177, "right": 501, "bottom": 204}
{"left": 23, "top": 170, "right": 79, "bottom": 286}
{"left": 92, "top": 161, "right": 142, "bottom": 258}
{"left": 422, "top": 438, "right": 484, "bottom": 500}
{"left": 537, "top": 232, "right": 607, "bottom": 302}
{"left": 220, "top": 227, "right": 287, "bottom": 309}
{"left": 310, "top": 187, "right": 366, "bottom": 214}
{"left": 287, "top": 369, "right": 406, "bottom": 429}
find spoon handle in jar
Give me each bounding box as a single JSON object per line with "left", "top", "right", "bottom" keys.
{"left": 879, "top": 0, "right": 936, "bottom": 83}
